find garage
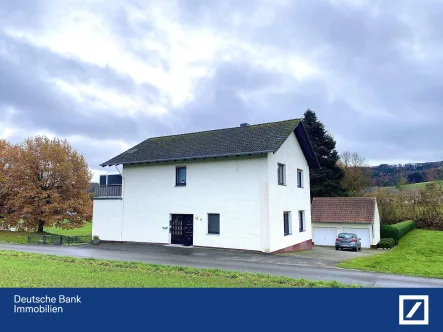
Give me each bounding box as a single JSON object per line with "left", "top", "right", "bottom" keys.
{"left": 343, "top": 228, "right": 371, "bottom": 248}
{"left": 311, "top": 197, "right": 381, "bottom": 249}
{"left": 313, "top": 227, "right": 337, "bottom": 246}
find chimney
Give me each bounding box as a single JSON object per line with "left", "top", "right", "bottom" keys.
{"left": 240, "top": 123, "right": 250, "bottom": 127}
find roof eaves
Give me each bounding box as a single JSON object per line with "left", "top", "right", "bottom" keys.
{"left": 99, "top": 150, "right": 272, "bottom": 167}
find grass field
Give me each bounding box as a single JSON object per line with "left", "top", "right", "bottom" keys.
{"left": 0, "top": 251, "right": 356, "bottom": 288}
{"left": 387, "top": 181, "right": 442, "bottom": 189}
{"left": 0, "top": 222, "right": 92, "bottom": 244}
{"left": 339, "top": 229, "right": 443, "bottom": 279}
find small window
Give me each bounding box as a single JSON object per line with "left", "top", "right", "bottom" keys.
{"left": 284, "top": 212, "right": 291, "bottom": 236}
{"left": 278, "top": 164, "right": 286, "bottom": 185}
{"left": 176, "top": 166, "right": 187, "bottom": 186}
{"left": 99, "top": 175, "right": 107, "bottom": 186}
{"left": 208, "top": 214, "right": 220, "bottom": 234}
{"left": 297, "top": 169, "right": 303, "bottom": 188}
{"left": 299, "top": 211, "right": 305, "bottom": 232}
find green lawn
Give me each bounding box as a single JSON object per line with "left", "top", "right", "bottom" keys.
{"left": 0, "top": 251, "right": 356, "bottom": 288}
{"left": 339, "top": 229, "right": 443, "bottom": 279}
{"left": 45, "top": 222, "right": 92, "bottom": 236}
{"left": 0, "top": 222, "right": 92, "bottom": 244}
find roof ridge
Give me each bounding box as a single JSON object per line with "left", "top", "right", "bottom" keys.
{"left": 145, "top": 118, "right": 301, "bottom": 141}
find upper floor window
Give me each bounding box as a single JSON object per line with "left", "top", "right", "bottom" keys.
{"left": 297, "top": 169, "right": 303, "bottom": 188}
{"left": 99, "top": 174, "right": 122, "bottom": 186}
{"left": 176, "top": 166, "right": 187, "bottom": 186}
{"left": 278, "top": 163, "right": 286, "bottom": 185}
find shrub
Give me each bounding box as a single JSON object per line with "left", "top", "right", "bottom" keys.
{"left": 380, "top": 220, "right": 416, "bottom": 245}
{"left": 377, "top": 238, "right": 395, "bottom": 249}
{"left": 380, "top": 225, "right": 400, "bottom": 244}
{"left": 392, "top": 220, "right": 416, "bottom": 239}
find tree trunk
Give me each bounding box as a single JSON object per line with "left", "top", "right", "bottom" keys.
{"left": 37, "top": 220, "right": 45, "bottom": 233}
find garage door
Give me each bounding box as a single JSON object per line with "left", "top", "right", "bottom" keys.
{"left": 313, "top": 227, "right": 337, "bottom": 246}
{"left": 343, "top": 228, "right": 371, "bottom": 248}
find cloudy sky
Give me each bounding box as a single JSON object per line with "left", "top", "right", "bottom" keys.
{"left": 1, "top": 0, "right": 442, "bottom": 180}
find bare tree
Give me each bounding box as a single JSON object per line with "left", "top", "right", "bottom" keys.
{"left": 339, "top": 151, "right": 371, "bottom": 196}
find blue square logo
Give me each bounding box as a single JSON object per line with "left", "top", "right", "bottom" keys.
{"left": 399, "top": 295, "right": 429, "bottom": 325}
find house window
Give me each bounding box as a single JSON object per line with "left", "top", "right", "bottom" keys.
{"left": 176, "top": 166, "right": 187, "bottom": 186}
{"left": 284, "top": 212, "right": 291, "bottom": 236}
{"left": 297, "top": 169, "right": 303, "bottom": 188}
{"left": 208, "top": 214, "right": 220, "bottom": 234}
{"left": 99, "top": 174, "right": 122, "bottom": 186}
{"left": 299, "top": 211, "right": 305, "bottom": 232}
{"left": 278, "top": 164, "right": 286, "bottom": 185}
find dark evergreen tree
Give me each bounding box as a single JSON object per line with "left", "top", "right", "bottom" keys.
{"left": 303, "top": 109, "right": 347, "bottom": 198}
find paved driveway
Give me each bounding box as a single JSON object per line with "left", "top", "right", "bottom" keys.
{"left": 278, "top": 246, "right": 385, "bottom": 264}
{"left": 1, "top": 242, "right": 442, "bottom": 288}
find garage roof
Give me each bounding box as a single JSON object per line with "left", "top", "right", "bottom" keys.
{"left": 311, "top": 197, "right": 377, "bottom": 223}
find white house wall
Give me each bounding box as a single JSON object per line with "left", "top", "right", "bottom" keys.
{"left": 120, "top": 155, "right": 268, "bottom": 251}
{"left": 267, "top": 133, "right": 312, "bottom": 252}
{"left": 92, "top": 199, "right": 123, "bottom": 241}
{"left": 373, "top": 203, "right": 381, "bottom": 245}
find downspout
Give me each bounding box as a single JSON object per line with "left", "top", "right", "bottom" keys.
{"left": 115, "top": 165, "right": 125, "bottom": 242}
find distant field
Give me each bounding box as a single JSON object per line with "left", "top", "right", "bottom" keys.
{"left": 0, "top": 222, "right": 92, "bottom": 244}
{"left": 386, "top": 181, "right": 439, "bottom": 189}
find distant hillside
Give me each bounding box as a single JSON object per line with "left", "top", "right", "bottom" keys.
{"left": 368, "top": 161, "right": 443, "bottom": 187}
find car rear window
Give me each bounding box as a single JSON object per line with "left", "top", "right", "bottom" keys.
{"left": 338, "top": 233, "right": 353, "bottom": 239}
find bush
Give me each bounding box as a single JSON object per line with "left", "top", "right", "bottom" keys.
{"left": 380, "top": 225, "right": 400, "bottom": 244}
{"left": 380, "top": 220, "right": 416, "bottom": 245}
{"left": 392, "top": 220, "right": 416, "bottom": 239}
{"left": 377, "top": 238, "right": 395, "bottom": 249}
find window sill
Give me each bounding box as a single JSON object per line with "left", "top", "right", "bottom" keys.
{"left": 207, "top": 233, "right": 220, "bottom": 236}
{"left": 278, "top": 184, "right": 287, "bottom": 186}
{"left": 299, "top": 230, "right": 306, "bottom": 233}
{"left": 175, "top": 185, "right": 187, "bottom": 187}
{"left": 284, "top": 233, "right": 292, "bottom": 236}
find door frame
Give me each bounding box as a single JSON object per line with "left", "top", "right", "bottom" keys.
{"left": 169, "top": 213, "right": 194, "bottom": 246}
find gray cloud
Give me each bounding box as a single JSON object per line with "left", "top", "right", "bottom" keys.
{"left": 1, "top": 0, "right": 443, "bottom": 173}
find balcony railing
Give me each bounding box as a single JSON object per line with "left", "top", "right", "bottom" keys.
{"left": 94, "top": 185, "right": 122, "bottom": 198}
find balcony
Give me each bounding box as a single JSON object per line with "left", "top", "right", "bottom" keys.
{"left": 93, "top": 185, "right": 122, "bottom": 199}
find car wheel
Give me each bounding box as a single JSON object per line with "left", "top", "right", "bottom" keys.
{"left": 358, "top": 246, "right": 361, "bottom": 251}
{"left": 335, "top": 247, "right": 339, "bottom": 251}
{"left": 353, "top": 247, "right": 358, "bottom": 252}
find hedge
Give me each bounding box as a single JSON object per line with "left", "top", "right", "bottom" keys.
{"left": 380, "top": 220, "right": 416, "bottom": 245}
{"left": 393, "top": 220, "right": 416, "bottom": 239}
{"left": 377, "top": 238, "right": 395, "bottom": 249}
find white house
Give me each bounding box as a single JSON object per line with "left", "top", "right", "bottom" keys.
{"left": 311, "top": 197, "right": 381, "bottom": 248}
{"left": 92, "top": 119, "right": 320, "bottom": 253}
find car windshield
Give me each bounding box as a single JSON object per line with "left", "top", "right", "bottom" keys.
{"left": 338, "top": 233, "right": 353, "bottom": 239}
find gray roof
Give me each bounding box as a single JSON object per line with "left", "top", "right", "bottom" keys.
{"left": 100, "top": 119, "right": 320, "bottom": 169}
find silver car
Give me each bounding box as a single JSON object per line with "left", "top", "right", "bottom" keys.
{"left": 335, "top": 233, "right": 361, "bottom": 251}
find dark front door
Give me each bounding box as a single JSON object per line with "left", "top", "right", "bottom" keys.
{"left": 170, "top": 214, "right": 193, "bottom": 246}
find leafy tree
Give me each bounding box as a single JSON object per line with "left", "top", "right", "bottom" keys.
{"left": 303, "top": 109, "right": 347, "bottom": 198}
{"left": 1, "top": 136, "right": 92, "bottom": 232}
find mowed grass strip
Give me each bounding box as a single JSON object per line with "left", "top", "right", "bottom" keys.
{"left": 0, "top": 251, "right": 357, "bottom": 288}
{"left": 0, "top": 222, "right": 92, "bottom": 244}
{"left": 338, "top": 229, "right": 443, "bottom": 279}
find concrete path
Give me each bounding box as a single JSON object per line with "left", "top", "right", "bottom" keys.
{"left": 1, "top": 242, "right": 442, "bottom": 288}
